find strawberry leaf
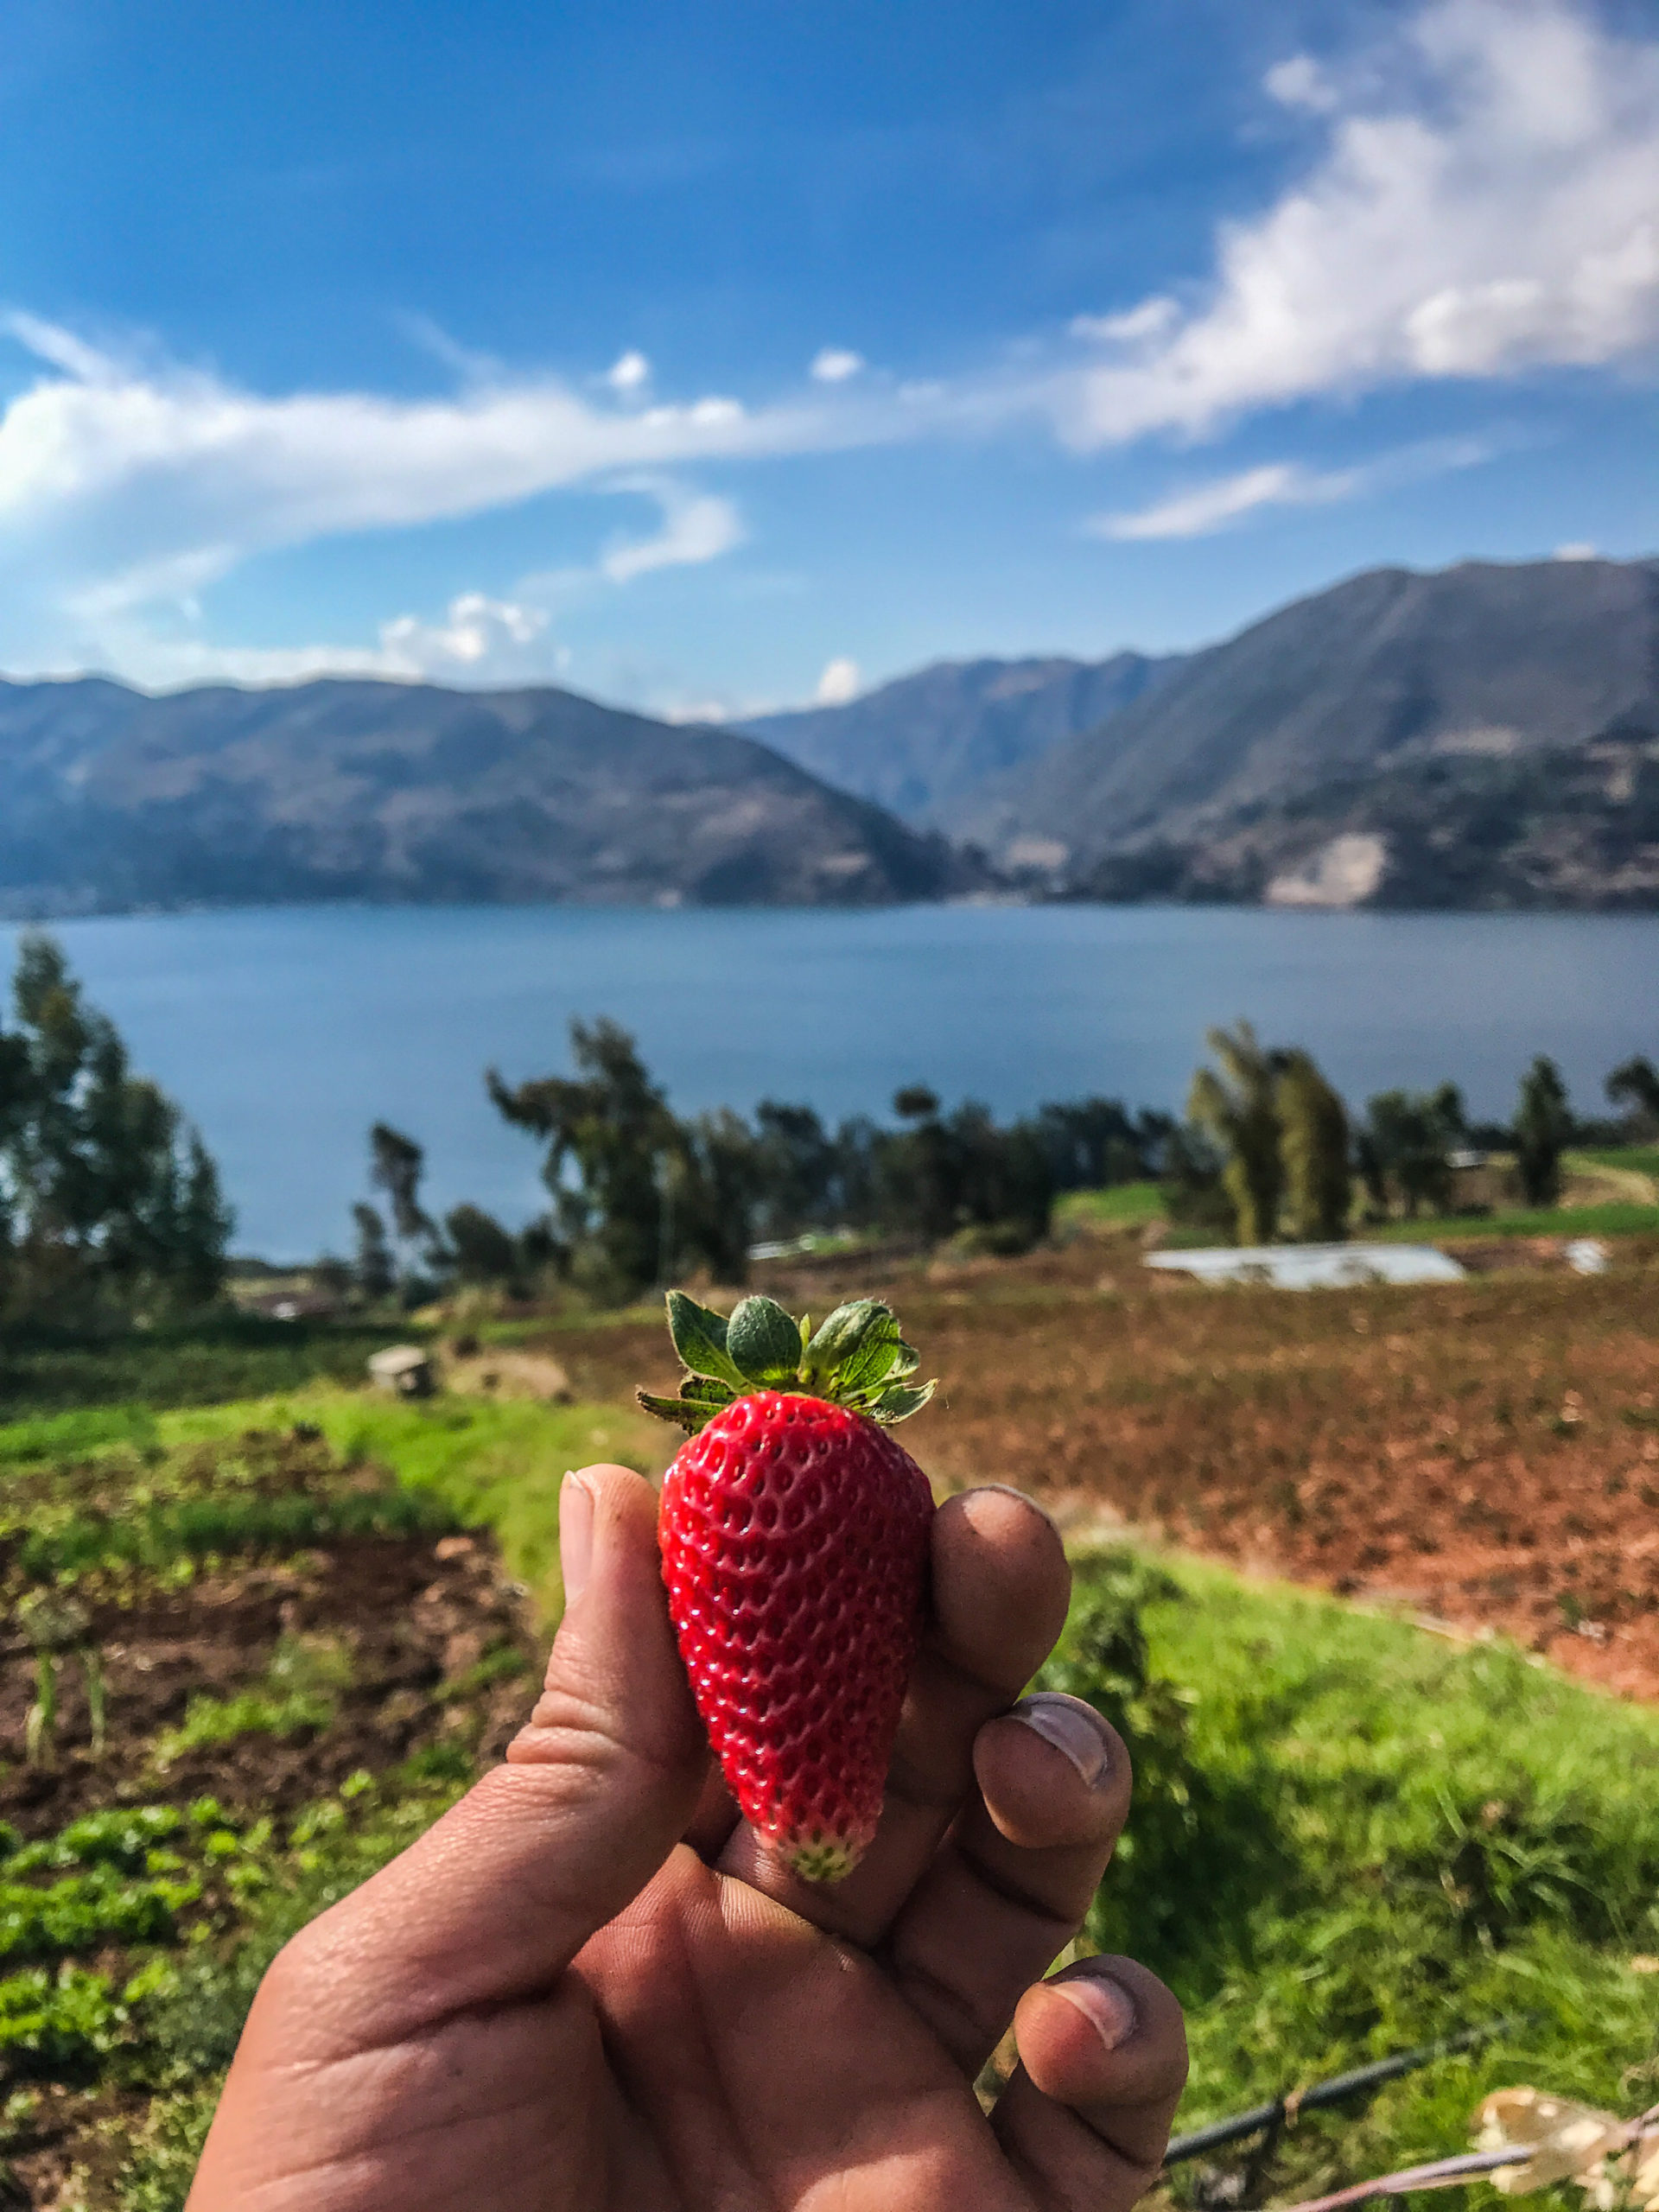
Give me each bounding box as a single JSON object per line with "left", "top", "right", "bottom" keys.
{"left": 802, "top": 1300, "right": 889, "bottom": 1389}
{"left": 832, "top": 1311, "right": 909, "bottom": 1396}
{"left": 665, "top": 1290, "right": 749, "bottom": 1390}
{"left": 681, "top": 1376, "right": 734, "bottom": 1406}
{"left": 636, "top": 1389, "right": 723, "bottom": 1433}
{"left": 865, "top": 1381, "right": 936, "bottom": 1425}
{"left": 726, "top": 1295, "right": 807, "bottom": 1386}
{"left": 653, "top": 1288, "right": 936, "bottom": 1427}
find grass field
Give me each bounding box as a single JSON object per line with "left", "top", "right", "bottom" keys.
{"left": 0, "top": 1317, "right": 416, "bottom": 1425}
{"left": 1052, "top": 1548, "right": 1659, "bottom": 2208}
{"left": 8, "top": 1261, "right": 1659, "bottom": 2206}
{"left": 1370, "top": 1200, "right": 1659, "bottom": 1241}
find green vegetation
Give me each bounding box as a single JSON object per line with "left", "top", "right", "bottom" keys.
{"left": 1578, "top": 1146, "right": 1659, "bottom": 1184}
{"left": 0, "top": 933, "right": 232, "bottom": 1330}
{"left": 178, "top": 1389, "right": 658, "bottom": 1618}
{"left": 1370, "top": 1200, "right": 1659, "bottom": 1242}
{"left": 0, "top": 1314, "right": 417, "bottom": 1425}
{"left": 1054, "top": 1180, "right": 1166, "bottom": 1230}
{"left": 1046, "top": 1548, "right": 1659, "bottom": 2203}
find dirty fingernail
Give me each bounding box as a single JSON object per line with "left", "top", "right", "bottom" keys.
{"left": 1052, "top": 1972, "right": 1137, "bottom": 2051}
{"left": 1014, "top": 1694, "right": 1112, "bottom": 1786}
{"left": 559, "top": 1473, "right": 594, "bottom": 1607}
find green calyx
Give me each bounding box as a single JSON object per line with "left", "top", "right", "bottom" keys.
{"left": 638, "top": 1289, "right": 936, "bottom": 1435}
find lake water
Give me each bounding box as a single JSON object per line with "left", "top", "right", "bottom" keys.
{"left": 7, "top": 904, "right": 1656, "bottom": 1261}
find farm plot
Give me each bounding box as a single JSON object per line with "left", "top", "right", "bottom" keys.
{"left": 0, "top": 1421, "right": 543, "bottom": 2209}
{"left": 569, "top": 1251, "right": 1659, "bottom": 1699}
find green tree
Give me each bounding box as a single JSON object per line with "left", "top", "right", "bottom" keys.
{"left": 1514, "top": 1056, "right": 1574, "bottom": 1206}
{"left": 444, "top": 1203, "right": 521, "bottom": 1286}
{"left": 1276, "top": 1051, "right": 1351, "bottom": 1242}
{"left": 1607, "top": 1055, "right": 1659, "bottom": 1135}
{"left": 1355, "top": 1084, "right": 1465, "bottom": 1218}
{"left": 1187, "top": 1022, "right": 1285, "bottom": 1245}
{"left": 0, "top": 932, "right": 232, "bottom": 1321}
{"left": 488, "top": 1019, "right": 687, "bottom": 1299}
{"left": 352, "top": 1203, "right": 394, "bottom": 1301}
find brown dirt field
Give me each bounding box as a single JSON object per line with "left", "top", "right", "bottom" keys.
{"left": 554, "top": 1236, "right": 1659, "bottom": 1700}
{"left": 0, "top": 1529, "right": 538, "bottom": 1840}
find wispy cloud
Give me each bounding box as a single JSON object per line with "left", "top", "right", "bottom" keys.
{"left": 810, "top": 347, "right": 866, "bottom": 384}
{"left": 1057, "top": 0, "right": 1659, "bottom": 445}
{"left": 1090, "top": 435, "right": 1497, "bottom": 541}
{"left": 1089, "top": 462, "right": 1362, "bottom": 541}
{"left": 596, "top": 474, "right": 743, "bottom": 582}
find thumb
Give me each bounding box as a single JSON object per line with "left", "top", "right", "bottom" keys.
{"left": 267, "top": 1465, "right": 707, "bottom": 2050}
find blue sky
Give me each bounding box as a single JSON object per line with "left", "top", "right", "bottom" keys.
{"left": 0, "top": 0, "right": 1656, "bottom": 717}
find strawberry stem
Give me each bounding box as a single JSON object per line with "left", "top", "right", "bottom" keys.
{"left": 639, "top": 1290, "right": 936, "bottom": 1434}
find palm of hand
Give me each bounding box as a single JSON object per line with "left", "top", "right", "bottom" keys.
{"left": 188, "top": 1473, "right": 1185, "bottom": 2212}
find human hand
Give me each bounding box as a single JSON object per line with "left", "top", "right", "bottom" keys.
{"left": 188, "top": 1465, "right": 1187, "bottom": 2209}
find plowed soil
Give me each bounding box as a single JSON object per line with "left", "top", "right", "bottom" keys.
{"left": 0, "top": 1528, "right": 537, "bottom": 1840}
{"left": 563, "top": 1235, "right": 1659, "bottom": 1700}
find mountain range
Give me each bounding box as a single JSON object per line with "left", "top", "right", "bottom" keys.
{"left": 750, "top": 555, "right": 1659, "bottom": 909}
{"left": 0, "top": 677, "right": 969, "bottom": 915}
{"left": 741, "top": 652, "right": 1177, "bottom": 827}
{"left": 1, "top": 553, "right": 1655, "bottom": 915}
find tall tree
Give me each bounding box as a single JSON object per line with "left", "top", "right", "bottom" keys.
{"left": 0, "top": 932, "right": 232, "bottom": 1319}
{"left": 1607, "top": 1055, "right": 1659, "bottom": 1135}
{"left": 1188, "top": 1023, "right": 1285, "bottom": 1245}
{"left": 1514, "top": 1057, "right": 1574, "bottom": 1206}
{"left": 352, "top": 1202, "right": 395, "bottom": 1301}
{"left": 1276, "top": 1052, "right": 1351, "bottom": 1242}
{"left": 444, "top": 1203, "right": 521, "bottom": 1286}
{"left": 488, "top": 1019, "right": 683, "bottom": 1298}
{"left": 1355, "top": 1084, "right": 1465, "bottom": 1218}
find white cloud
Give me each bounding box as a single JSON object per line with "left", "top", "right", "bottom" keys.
{"left": 1263, "top": 54, "right": 1339, "bottom": 114}
{"left": 1554, "top": 540, "right": 1599, "bottom": 559}
{"left": 810, "top": 347, "right": 866, "bottom": 384}
{"left": 1090, "top": 434, "right": 1496, "bottom": 540}
{"left": 605, "top": 348, "right": 652, "bottom": 393}
{"left": 0, "top": 312, "right": 822, "bottom": 569}
{"left": 596, "top": 474, "right": 744, "bottom": 582}
{"left": 1089, "top": 462, "right": 1361, "bottom": 540}
{"left": 814, "top": 656, "right": 861, "bottom": 705}
{"left": 379, "top": 593, "right": 550, "bottom": 669}
{"left": 1061, "top": 0, "right": 1659, "bottom": 444}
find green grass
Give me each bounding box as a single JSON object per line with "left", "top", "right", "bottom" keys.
{"left": 1369, "top": 1201, "right": 1659, "bottom": 1241}
{"left": 1050, "top": 1548, "right": 1659, "bottom": 2203}
{"left": 1577, "top": 1147, "right": 1659, "bottom": 1181}
{"left": 1055, "top": 1181, "right": 1168, "bottom": 1229}
{"left": 0, "top": 1382, "right": 665, "bottom": 1623}
{"left": 149, "top": 1387, "right": 664, "bottom": 1621}
{"left": 151, "top": 1690, "right": 335, "bottom": 1770}
{"left": 0, "top": 1317, "right": 419, "bottom": 1423}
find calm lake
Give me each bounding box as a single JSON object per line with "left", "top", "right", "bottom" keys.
{"left": 8, "top": 904, "right": 1656, "bottom": 1261}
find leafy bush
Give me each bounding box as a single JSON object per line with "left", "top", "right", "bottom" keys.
{"left": 152, "top": 1690, "right": 334, "bottom": 1770}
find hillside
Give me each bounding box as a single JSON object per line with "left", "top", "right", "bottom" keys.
{"left": 742, "top": 651, "right": 1177, "bottom": 826}
{"left": 0, "top": 676, "right": 974, "bottom": 913}
{"left": 957, "top": 556, "right": 1659, "bottom": 904}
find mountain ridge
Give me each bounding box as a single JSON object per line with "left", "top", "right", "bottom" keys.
{"left": 0, "top": 673, "right": 975, "bottom": 914}
{"left": 741, "top": 650, "right": 1180, "bottom": 825}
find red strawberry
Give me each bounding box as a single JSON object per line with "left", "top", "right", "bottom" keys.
{"left": 641, "top": 1290, "right": 936, "bottom": 1883}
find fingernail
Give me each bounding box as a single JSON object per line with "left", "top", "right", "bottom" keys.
{"left": 1014, "top": 1695, "right": 1112, "bottom": 1787}
{"left": 963, "top": 1483, "right": 1059, "bottom": 1533}
{"left": 559, "top": 1473, "right": 594, "bottom": 1607}
{"left": 1052, "top": 1973, "right": 1137, "bottom": 2052}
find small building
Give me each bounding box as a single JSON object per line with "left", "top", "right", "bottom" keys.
{"left": 367, "top": 1344, "right": 435, "bottom": 1396}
